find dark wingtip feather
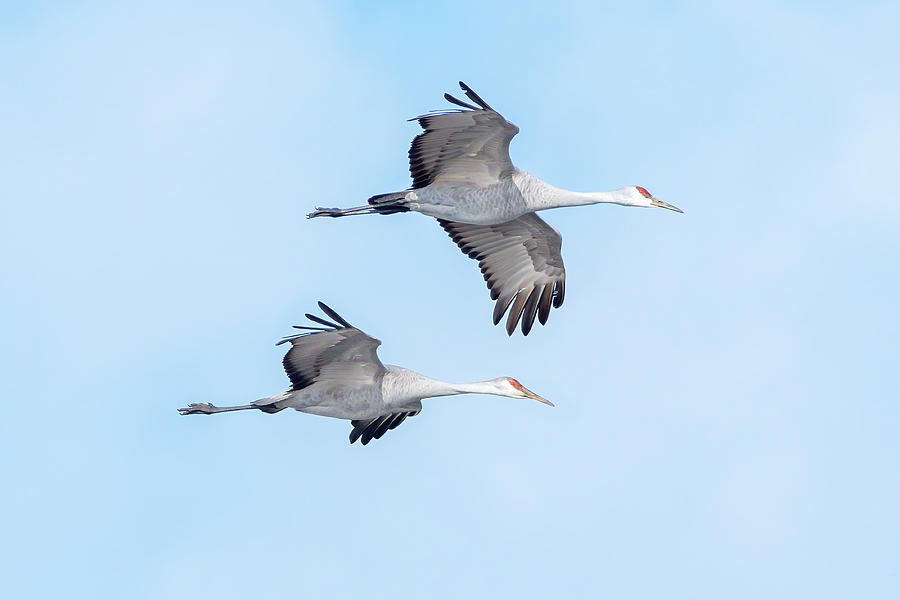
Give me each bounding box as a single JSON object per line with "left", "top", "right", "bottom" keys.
{"left": 505, "top": 290, "right": 530, "bottom": 336}
{"left": 373, "top": 417, "right": 395, "bottom": 440}
{"left": 505, "top": 310, "right": 518, "bottom": 335}
{"left": 493, "top": 295, "right": 514, "bottom": 326}
{"left": 553, "top": 280, "right": 566, "bottom": 308}
{"left": 360, "top": 422, "right": 379, "bottom": 445}
{"left": 459, "top": 81, "right": 494, "bottom": 111}
{"left": 275, "top": 321, "right": 332, "bottom": 347}
{"left": 277, "top": 332, "right": 312, "bottom": 346}
{"left": 444, "top": 92, "right": 479, "bottom": 110}
{"left": 305, "top": 313, "right": 340, "bottom": 329}
{"left": 538, "top": 284, "right": 553, "bottom": 325}
{"left": 360, "top": 417, "right": 384, "bottom": 445}
{"left": 317, "top": 302, "right": 353, "bottom": 328}
{"left": 520, "top": 289, "right": 541, "bottom": 335}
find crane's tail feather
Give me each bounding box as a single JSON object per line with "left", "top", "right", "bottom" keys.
{"left": 250, "top": 391, "right": 291, "bottom": 414}
{"left": 367, "top": 191, "right": 410, "bottom": 215}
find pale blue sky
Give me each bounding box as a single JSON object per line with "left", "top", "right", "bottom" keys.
{"left": 2, "top": 1, "right": 899, "bottom": 598}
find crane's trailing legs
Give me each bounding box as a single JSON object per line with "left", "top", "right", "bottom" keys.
{"left": 178, "top": 402, "right": 284, "bottom": 415}
{"left": 308, "top": 192, "right": 411, "bottom": 218}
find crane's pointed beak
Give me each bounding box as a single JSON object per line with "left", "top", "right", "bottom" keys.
{"left": 524, "top": 387, "right": 554, "bottom": 407}
{"left": 651, "top": 197, "right": 684, "bottom": 213}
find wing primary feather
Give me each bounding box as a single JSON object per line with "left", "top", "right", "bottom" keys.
{"left": 443, "top": 92, "right": 479, "bottom": 110}
{"left": 276, "top": 334, "right": 306, "bottom": 346}
{"left": 291, "top": 326, "right": 328, "bottom": 331}
{"left": 493, "top": 294, "right": 515, "bottom": 325}
{"left": 349, "top": 425, "right": 364, "bottom": 444}
{"left": 538, "top": 284, "right": 554, "bottom": 325}
{"left": 348, "top": 412, "right": 412, "bottom": 445}
{"left": 388, "top": 413, "right": 408, "bottom": 430}
{"left": 506, "top": 289, "right": 532, "bottom": 336}
{"left": 440, "top": 205, "right": 566, "bottom": 336}
{"left": 361, "top": 416, "right": 390, "bottom": 445}
{"left": 373, "top": 416, "right": 395, "bottom": 440}
{"left": 459, "top": 81, "right": 493, "bottom": 111}
{"left": 553, "top": 280, "right": 566, "bottom": 308}
{"left": 305, "top": 313, "right": 341, "bottom": 328}
{"left": 520, "top": 287, "right": 542, "bottom": 335}
{"left": 317, "top": 302, "right": 353, "bottom": 328}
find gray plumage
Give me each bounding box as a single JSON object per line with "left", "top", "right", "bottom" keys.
{"left": 408, "top": 87, "right": 519, "bottom": 189}
{"left": 439, "top": 214, "right": 565, "bottom": 335}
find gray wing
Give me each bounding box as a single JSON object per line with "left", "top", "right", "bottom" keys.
{"left": 276, "top": 304, "right": 419, "bottom": 446}
{"left": 409, "top": 81, "right": 520, "bottom": 188}
{"left": 275, "top": 302, "right": 386, "bottom": 392}
{"left": 349, "top": 405, "right": 422, "bottom": 446}
{"left": 439, "top": 213, "right": 566, "bottom": 336}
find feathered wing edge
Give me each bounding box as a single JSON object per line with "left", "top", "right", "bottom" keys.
{"left": 437, "top": 216, "right": 566, "bottom": 336}
{"left": 276, "top": 301, "right": 354, "bottom": 345}
{"left": 444, "top": 80, "right": 494, "bottom": 111}
{"left": 406, "top": 81, "right": 518, "bottom": 189}
{"left": 277, "top": 304, "right": 420, "bottom": 446}
{"left": 277, "top": 302, "right": 376, "bottom": 394}
{"left": 349, "top": 409, "right": 422, "bottom": 446}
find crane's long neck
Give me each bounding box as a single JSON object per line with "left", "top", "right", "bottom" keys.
{"left": 382, "top": 366, "right": 498, "bottom": 408}
{"left": 448, "top": 381, "right": 502, "bottom": 396}
{"left": 514, "top": 171, "right": 632, "bottom": 211}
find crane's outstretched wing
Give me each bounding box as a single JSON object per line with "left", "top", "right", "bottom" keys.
{"left": 258, "top": 304, "right": 418, "bottom": 445}
{"left": 438, "top": 213, "right": 566, "bottom": 336}
{"left": 274, "top": 302, "right": 386, "bottom": 393}
{"left": 409, "top": 81, "right": 519, "bottom": 188}
{"left": 349, "top": 406, "right": 422, "bottom": 446}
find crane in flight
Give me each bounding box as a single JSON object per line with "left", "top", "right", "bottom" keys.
{"left": 309, "top": 82, "right": 682, "bottom": 335}
{"left": 178, "top": 302, "right": 552, "bottom": 445}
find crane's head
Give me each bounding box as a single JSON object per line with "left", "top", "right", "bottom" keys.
{"left": 491, "top": 377, "right": 554, "bottom": 406}
{"left": 626, "top": 186, "right": 683, "bottom": 213}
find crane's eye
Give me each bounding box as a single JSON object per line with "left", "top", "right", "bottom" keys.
{"left": 636, "top": 186, "right": 652, "bottom": 198}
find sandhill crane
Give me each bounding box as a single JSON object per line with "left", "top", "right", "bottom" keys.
{"left": 308, "top": 82, "right": 682, "bottom": 335}
{"left": 178, "top": 302, "right": 552, "bottom": 445}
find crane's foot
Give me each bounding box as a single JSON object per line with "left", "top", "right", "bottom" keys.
{"left": 308, "top": 205, "right": 379, "bottom": 218}
{"left": 178, "top": 402, "right": 217, "bottom": 415}
{"left": 307, "top": 207, "right": 343, "bottom": 218}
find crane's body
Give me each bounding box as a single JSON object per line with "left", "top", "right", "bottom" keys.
{"left": 178, "top": 303, "right": 551, "bottom": 445}
{"left": 255, "top": 366, "right": 469, "bottom": 420}
{"left": 403, "top": 178, "right": 527, "bottom": 224}
{"left": 367, "top": 171, "right": 662, "bottom": 226}
{"left": 308, "top": 82, "right": 681, "bottom": 335}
